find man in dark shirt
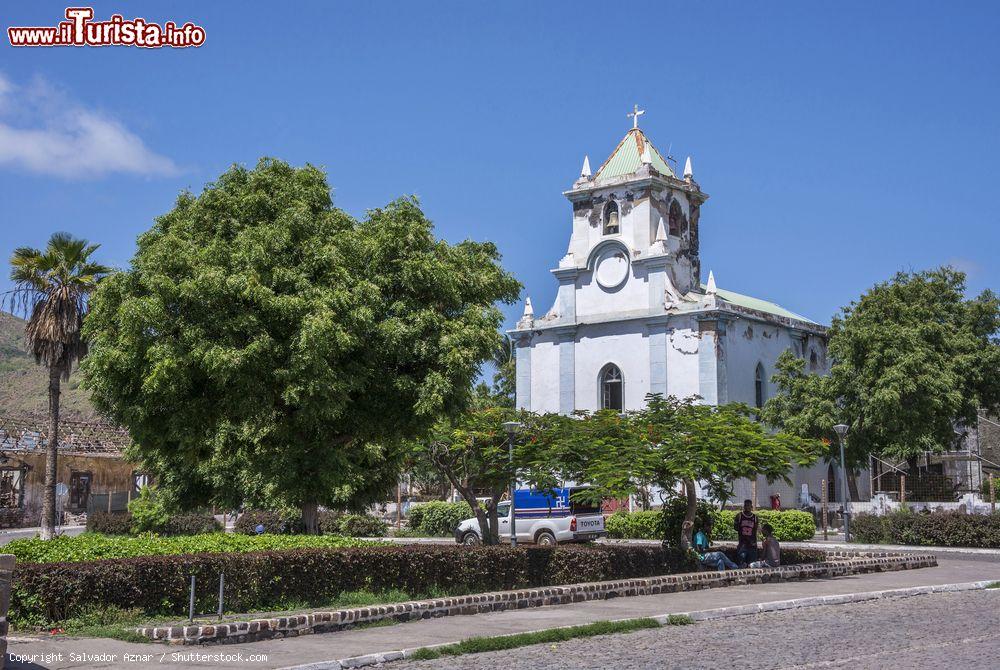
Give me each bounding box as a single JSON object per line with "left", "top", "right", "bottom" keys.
{"left": 734, "top": 499, "right": 759, "bottom": 567}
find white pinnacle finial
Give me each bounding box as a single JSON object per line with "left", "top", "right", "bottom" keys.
{"left": 627, "top": 104, "right": 645, "bottom": 129}
{"left": 640, "top": 141, "right": 652, "bottom": 165}
{"left": 655, "top": 217, "right": 667, "bottom": 243}
{"left": 683, "top": 156, "right": 693, "bottom": 180}
{"left": 706, "top": 271, "right": 717, "bottom": 295}
{"left": 581, "top": 155, "right": 591, "bottom": 178}
{"left": 523, "top": 297, "right": 534, "bottom": 318}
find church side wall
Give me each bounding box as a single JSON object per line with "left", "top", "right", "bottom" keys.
{"left": 723, "top": 317, "right": 798, "bottom": 408}
{"left": 573, "top": 321, "right": 650, "bottom": 412}
{"left": 528, "top": 337, "right": 560, "bottom": 414}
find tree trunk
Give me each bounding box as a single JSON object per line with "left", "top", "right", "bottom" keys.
{"left": 41, "top": 365, "right": 62, "bottom": 541}
{"left": 472, "top": 504, "right": 496, "bottom": 544}
{"left": 679, "top": 478, "right": 698, "bottom": 551}
{"left": 302, "top": 502, "right": 319, "bottom": 534}
{"left": 486, "top": 496, "right": 501, "bottom": 545}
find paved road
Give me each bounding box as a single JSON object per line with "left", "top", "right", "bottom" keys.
{"left": 395, "top": 589, "right": 1000, "bottom": 670}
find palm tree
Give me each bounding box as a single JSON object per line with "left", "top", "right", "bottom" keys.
{"left": 8, "top": 233, "right": 110, "bottom": 539}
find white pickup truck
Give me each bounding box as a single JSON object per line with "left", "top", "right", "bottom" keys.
{"left": 453, "top": 487, "right": 606, "bottom": 545}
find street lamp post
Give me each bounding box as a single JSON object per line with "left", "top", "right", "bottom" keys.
{"left": 833, "top": 424, "right": 851, "bottom": 542}
{"left": 502, "top": 421, "right": 522, "bottom": 548}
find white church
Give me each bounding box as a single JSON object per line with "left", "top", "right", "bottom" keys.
{"left": 510, "top": 109, "right": 866, "bottom": 506}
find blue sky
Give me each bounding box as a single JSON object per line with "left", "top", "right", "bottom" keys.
{"left": 2, "top": 1, "right": 998, "bottom": 329}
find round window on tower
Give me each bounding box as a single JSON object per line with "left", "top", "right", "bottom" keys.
{"left": 594, "top": 245, "right": 630, "bottom": 289}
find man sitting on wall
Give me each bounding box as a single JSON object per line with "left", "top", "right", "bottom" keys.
{"left": 750, "top": 523, "right": 781, "bottom": 568}
{"left": 692, "top": 520, "right": 738, "bottom": 571}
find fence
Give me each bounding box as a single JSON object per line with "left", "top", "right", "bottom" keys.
{"left": 87, "top": 491, "right": 131, "bottom": 515}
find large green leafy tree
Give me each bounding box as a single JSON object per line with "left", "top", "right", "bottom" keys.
{"left": 763, "top": 268, "right": 1000, "bottom": 471}
{"left": 8, "top": 233, "right": 110, "bottom": 540}
{"left": 546, "top": 396, "right": 819, "bottom": 549}
{"left": 82, "top": 159, "right": 520, "bottom": 531}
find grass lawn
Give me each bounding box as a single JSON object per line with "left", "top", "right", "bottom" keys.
{"left": 408, "top": 617, "right": 693, "bottom": 660}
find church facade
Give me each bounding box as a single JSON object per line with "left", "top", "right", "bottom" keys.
{"left": 510, "top": 115, "right": 861, "bottom": 506}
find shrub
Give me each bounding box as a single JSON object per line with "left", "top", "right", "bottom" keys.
{"left": 5, "top": 532, "right": 373, "bottom": 564}
{"left": 317, "top": 510, "right": 342, "bottom": 535}
{"left": 717, "top": 546, "right": 826, "bottom": 565}
{"left": 161, "top": 513, "right": 221, "bottom": 536}
{"left": 713, "top": 509, "right": 815, "bottom": 542}
{"left": 406, "top": 504, "right": 426, "bottom": 530}
{"left": 234, "top": 510, "right": 304, "bottom": 535}
{"left": 10, "top": 544, "right": 696, "bottom": 625}
{"left": 337, "top": 513, "right": 387, "bottom": 537}
{"left": 86, "top": 512, "right": 133, "bottom": 535}
{"left": 660, "top": 497, "right": 719, "bottom": 547}
{"left": 412, "top": 501, "right": 473, "bottom": 536}
{"left": 605, "top": 507, "right": 815, "bottom": 543}
{"left": 126, "top": 487, "right": 169, "bottom": 533}
{"left": 850, "top": 511, "right": 1000, "bottom": 548}
{"left": 87, "top": 510, "right": 219, "bottom": 537}
{"left": 605, "top": 511, "right": 663, "bottom": 540}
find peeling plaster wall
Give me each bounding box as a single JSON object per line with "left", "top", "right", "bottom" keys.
{"left": 666, "top": 321, "right": 702, "bottom": 400}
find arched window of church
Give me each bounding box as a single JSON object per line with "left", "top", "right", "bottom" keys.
{"left": 603, "top": 201, "right": 620, "bottom": 235}
{"left": 809, "top": 350, "right": 819, "bottom": 371}
{"left": 754, "top": 363, "right": 766, "bottom": 409}
{"left": 600, "top": 364, "right": 624, "bottom": 411}
{"left": 668, "top": 200, "right": 684, "bottom": 237}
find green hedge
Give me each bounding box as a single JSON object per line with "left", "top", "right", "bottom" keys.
{"left": 851, "top": 511, "right": 1000, "bottom": 548}
{"left": 11, "top": 544, "right": 696, "bottom": 626}
{"left": 337, "top": 513, "right": 387, "bottom": 537}
{"left": 234, "top": 509, "right": 344, "bottom": 535}
{"left": 409, "top": 501, "right": 473, "bottom": 536}
{"left": 606, "top": 508, "right": 815, "bottom": 543}
{"left": 713, "top": 510, "right": 816, "bottom": 542}
{"left": 5, "top": 533, "right": 373, "bottom": 564}
{"left": 86, "top": 511, "right": 220, "bottom": 536}
{"left": 605, "top": 511, "right": 663, "bottom": 540}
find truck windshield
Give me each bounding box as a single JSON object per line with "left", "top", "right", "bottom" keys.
{"left": 569, "top": 488, "right": 602, "bottom": 514}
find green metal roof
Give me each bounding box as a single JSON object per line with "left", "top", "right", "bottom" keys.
{"left": 594, "top": 128, "right": 675, "bottom": 181}
{"left": 702, "top": 284, "right": 818, "bottom": 325}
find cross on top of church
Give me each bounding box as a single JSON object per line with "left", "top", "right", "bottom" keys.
{"left": 628, "top": 104, "right": 645, "bottom": 129}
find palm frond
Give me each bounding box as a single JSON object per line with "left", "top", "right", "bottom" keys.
{"left": 7, "top": 232, "right": 110, "bottom": 374}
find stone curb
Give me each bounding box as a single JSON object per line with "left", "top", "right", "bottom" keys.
{"left": 279, "top": 580, "right": 998, "bottom": 670}
{"left": 139, "top": 551, "right": 935, "bottom": 645}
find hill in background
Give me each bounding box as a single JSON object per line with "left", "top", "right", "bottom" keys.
{"left": 0, "top": 312, "right": 97, "bottom": 419}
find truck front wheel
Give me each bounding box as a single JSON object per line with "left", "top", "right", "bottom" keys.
{"left": 535, "top": 530, "right": 557, "bottom": 546}
{"left": 461, "top": 532, "right": 481, "bottom": 546}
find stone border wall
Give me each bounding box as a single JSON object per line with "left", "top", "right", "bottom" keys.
{"left": 136, "top": 552, "right": 935, "bottom": 645}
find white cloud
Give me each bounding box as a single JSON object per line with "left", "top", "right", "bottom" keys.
{"left": 0, "top": 72, "right": 178, "bottom": 179}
